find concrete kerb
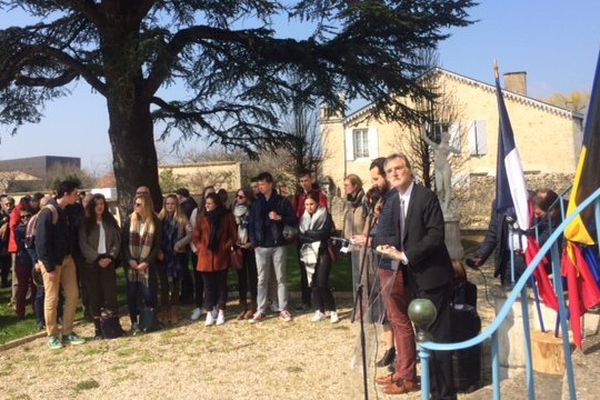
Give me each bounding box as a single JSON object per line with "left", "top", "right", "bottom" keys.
{"left": 0, "top": 319, "right": 87, "bottom": 352}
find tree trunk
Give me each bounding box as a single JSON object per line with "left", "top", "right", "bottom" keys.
{"left": 107, "top": 98, "right": 162, "bottom": 215}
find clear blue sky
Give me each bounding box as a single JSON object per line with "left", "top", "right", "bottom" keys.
{"left": 1, "top": 1, "right": 599, "bottom": 172}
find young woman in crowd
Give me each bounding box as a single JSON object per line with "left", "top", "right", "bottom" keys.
{"left": 232, "top": 188, "right": 257, "bottom": 319}
{"left": 192, "top": 192, "right": 237, "bottom": 326}
{"left": 14, "top": 207, "right": 35, "bottom": 319}
{"left": 298, "top": 192, "right": 338, "bottom": 323}
{"left": 342, "top": 174, "right": 367, "bottom": 310}
{"left": 158, "top": 194, "right": 192, "bottom": 325}
{"left": 189, "top": 185, "right": 216, "bottom": 321}
{"left": 122, "top": 194, "right": 161, "bottom": 333}
{"left": 78, "top": 193, "right": 122, "bottom": 339}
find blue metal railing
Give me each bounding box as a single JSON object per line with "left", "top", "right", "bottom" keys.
{"left": 417, "top": 186, "right": 600, "bottom": 400}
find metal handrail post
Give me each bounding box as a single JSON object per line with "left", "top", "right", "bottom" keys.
{"left": 419, "top": 347, "right": 431, "bottom": 400}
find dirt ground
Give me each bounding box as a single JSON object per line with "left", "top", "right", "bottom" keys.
{"left": 0, "top": 265, "right": 499, "bottom": 400}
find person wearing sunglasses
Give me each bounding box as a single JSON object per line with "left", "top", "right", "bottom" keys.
{"left": 122, "top": 193, "right": 162, "bottom": 333}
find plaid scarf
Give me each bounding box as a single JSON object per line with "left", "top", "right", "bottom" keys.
{"left": 127, "top": 215, "right": 155, "bottom": 284}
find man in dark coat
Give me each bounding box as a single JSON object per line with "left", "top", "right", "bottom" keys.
{"left": 468, "top": 199, "right": 528, "bottom": 286}
{"left": 374, "top": 153, "right": 455, "bottom": 399}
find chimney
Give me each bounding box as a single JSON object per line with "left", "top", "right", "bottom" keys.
{"left": 503, "top": 72, "right": 527, "bottom": 96}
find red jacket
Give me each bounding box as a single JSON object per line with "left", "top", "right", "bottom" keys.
{"left": 291, "top": 185, "right": 328, "bottom": 220}
{"left": 193, "top": 210, "right": 237, "bottom": 272}
{"left": 8, "top": 205, "right": 22, "bottom": 253}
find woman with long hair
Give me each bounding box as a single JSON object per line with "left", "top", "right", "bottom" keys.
{"left": 189, "top": 185, "right": 216, "bottom": 321}
{"left": 158, "top": 194, "right": 192, "bottom": 325}
{"left": 298, "top": 192, "right": 338, "bottom": 323}
{"left": 232, "top": 188, "right": 257, "bottom": 319}
{"left": 122, "top": 194, "right": 161, "bottom": 333}
{"left": 78, "top": 193, "right": 121, "bottom": 339}
{"left": 192, "top": 192, "right": 237, "bottom": 326}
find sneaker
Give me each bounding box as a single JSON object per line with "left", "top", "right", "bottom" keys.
{"left": 270, "top": 302, "right": 280, "bottom": 313}
{"left": 330, "top": 311, "right": 339, "bottom": 324}
{"left": 216, "top": 310, "right": 225, "bottom": 326}
{"left": 205, "top": 311, "right": 215, "bottom": 326}
{"left": 249, "top": 312, "right": 266, "bottom": 324}
{"left": 190, "top": 308, "right": 202, "bottom": 321}
{"left": 279, "top": 310, "right": 292, "bottom": 322}
{"left": 63, "top": 333, "right": 85, "bottom": 346}
{"left": 311, "top": 310, "right": 325, "bottom": 322}
{"left": 48, "top": 336, "right": 63, "bottom": 350}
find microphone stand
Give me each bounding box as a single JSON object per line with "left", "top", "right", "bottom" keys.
{"left": 350, "top": 209, "right": 377, "bottom": 400}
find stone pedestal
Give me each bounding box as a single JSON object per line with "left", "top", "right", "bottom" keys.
{"left": 443, "top": 210, "right": 464, "bottom": 260}
{"left": 492, "top": 285, "right": 570, "bottom": 378}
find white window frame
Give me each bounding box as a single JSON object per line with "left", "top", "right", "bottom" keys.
{"left": 352, "top": 128, "right": 369, "bottom": 159}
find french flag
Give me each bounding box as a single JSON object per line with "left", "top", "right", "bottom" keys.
{"left": 494, "top": 67, "right": 530, "bottom": 232}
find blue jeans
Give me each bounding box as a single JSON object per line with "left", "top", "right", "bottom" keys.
{"left": 126, "top": 267, "right": 158, "bottom": 324}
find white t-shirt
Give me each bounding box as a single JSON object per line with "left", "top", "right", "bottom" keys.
{"left": 97, "top": 221, "right": 107, "bottom": 254}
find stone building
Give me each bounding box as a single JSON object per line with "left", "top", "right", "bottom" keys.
{"left": 158, "top": 160, "right": 242, "bottom": 195}
{"left": 320, "top": 67, "right": 584, "bottom": 229}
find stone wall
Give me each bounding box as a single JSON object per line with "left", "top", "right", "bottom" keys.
{"left": 326, "top": 172, "right": 574, "bottom": 232}
{"left": 455, "top": 173, "right": 574, "bottom": 230}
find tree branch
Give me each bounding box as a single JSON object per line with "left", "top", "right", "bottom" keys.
{"left": 15, "top": 69, "right": 79, "bottom": 88}
{"left": 0, "top": 45, "right": 106, "bottom": 95}
{"left": 66, "top": 0, "right": 104, "bottom": 27}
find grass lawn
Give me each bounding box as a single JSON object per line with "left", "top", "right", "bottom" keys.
{"left": 0, "top": 246, "right": 352, "bottom": 345}
{"left": 1, "top": 237, "right": 481, "bottom": 345}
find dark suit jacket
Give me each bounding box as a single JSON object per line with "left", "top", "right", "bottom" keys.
{"left": 374, "top": 183, "right": 452, "bottom": 292}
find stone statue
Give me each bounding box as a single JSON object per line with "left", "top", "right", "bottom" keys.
{"left": 422, "top": 130, "right": 460, "bottom": 213}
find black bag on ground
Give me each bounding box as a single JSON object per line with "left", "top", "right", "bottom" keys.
{"left": 100, "top": 309, "right": 124, "bottom": 339}
{"left": 139, "top": 307, "right": 159, "bottom": 333}
{"left": 451, "top": 304, "right": 482, "bottom": 393}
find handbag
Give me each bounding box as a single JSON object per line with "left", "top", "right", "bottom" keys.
{"left": 139, "top": 307, "right": 159, "bottom": 333}
{"left": 100, "top": 309, "right": 124, "bottom": 339}
{"left": 231, "top": 247, "right": 244, "bottom": 270}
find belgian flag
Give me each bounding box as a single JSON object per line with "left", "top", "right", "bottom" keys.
{"left": 565, "top": 51, "right": 600, "bottom": 245}
{"left": 563, "top": 50, "right": 600, "bottom": 348}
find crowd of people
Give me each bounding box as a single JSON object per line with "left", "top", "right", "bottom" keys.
{"left": 0, "top": 154, "right": 564, "bottom": 399}
{"left": 0, "top": 169, "right": 342, "bottom": 347}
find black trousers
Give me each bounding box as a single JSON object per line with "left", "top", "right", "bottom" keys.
{"left": 0, "top": 254, "right": 10, "bottom": 287}
{"left": 313, "top": 251, "right": 336, "bottom": 312}
{"left": 237, "top": 248, "right": 258, "bottom": 304}
{"left": 202, "top": 270, "right": 228, "bottom": 311}
{"left": 297, "top": 245, "right": 312, "bottom": 306}
{"left": 82, "top": 262, "right": 119, "bottom": 317}
{"left": 414, "top": 283, "right": 456, "bottom": 400}
{"left": 191, "top": 252, "right": 204, "bottom": 309}
{"left": 179, "top": 249, "right": 194, "bottom": 303}
{"left": 157, "top": 262, "right": 170, "bottom": 308}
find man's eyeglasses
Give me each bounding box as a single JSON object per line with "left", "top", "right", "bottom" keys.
{"left": 237, "top": 195, "right": 245, "bottom": 199}
{"left": 20, "top": 214, "right": 31, "bottom": 220}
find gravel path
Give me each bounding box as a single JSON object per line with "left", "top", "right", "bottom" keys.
{"left": 0, "top": 265, "right": 499, "bottom": 400}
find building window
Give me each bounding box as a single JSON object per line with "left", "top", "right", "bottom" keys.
{"left": 353, "top": 129, "right": 369, "bottom": 158}
{"left": 467, "top": 120, "right": 487, "bottom": 156}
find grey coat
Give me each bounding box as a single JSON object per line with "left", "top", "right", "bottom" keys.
{"left": 78, "top": 220, "right": 121, "bottom": 265}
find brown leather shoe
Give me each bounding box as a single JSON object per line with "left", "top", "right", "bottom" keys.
{"left": 376, "top": 372, "right": 402, "bottom": 386}
{"left": 382, "top": 379, "right": 418, "bottom": 395}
